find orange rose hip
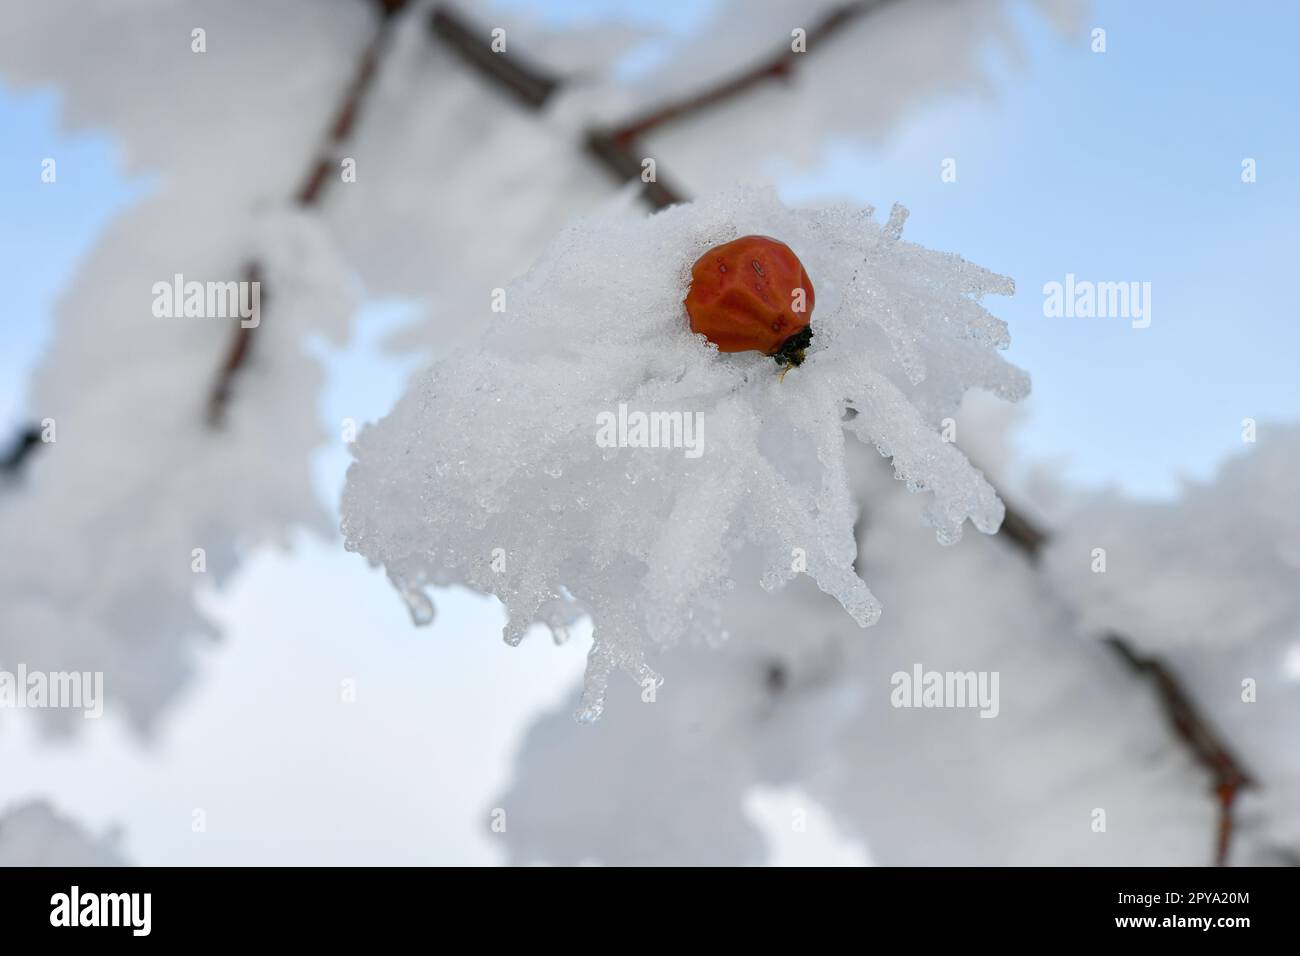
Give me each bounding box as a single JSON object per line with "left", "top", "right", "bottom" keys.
{"left": 684, "top": 235, "right": 815, "bottom": 368}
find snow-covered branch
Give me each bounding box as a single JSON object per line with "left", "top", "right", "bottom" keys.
{"left": 0, "top": 802, "right": 126, "bottom": 867}
{"left": 208, "top": 0, "right": 410, "bottom": 426}
{"left": 429, "top": 4, "right": 561, "bottom": 110}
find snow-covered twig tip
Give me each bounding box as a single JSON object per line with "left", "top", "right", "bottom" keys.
{"left": 341, "top": 187, "right": 1028, "bottom": 720}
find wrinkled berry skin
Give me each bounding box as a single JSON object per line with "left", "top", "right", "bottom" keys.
{"left": 684, "top": 235, "right": 815, "bottom": 365}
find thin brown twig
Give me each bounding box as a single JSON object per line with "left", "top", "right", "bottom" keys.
{"left": 996, "top": 503, "right": 1048, "bottom": 556}
{"left": 428, "top": 4, "right": 561, "bottom": 109}
{"left": 584, "top": 129, "right": 688, "bottom": 209}
{"left": 605, "top": 1, "right": 894, "bottom": 143}
{"left": 999, "top": 501, "right": 1255, "bottom": 866}
{"left": 205, "top": 0, "right": 409, "bottom": 427}
{"left": 585, "top": 0, "right": 898, "bottom": 209}
{"left": 205, "top": 262, "right": 266, "bottom": 425}
{"left": 1099, "top": 630, "right": 1254, "bottom": 866}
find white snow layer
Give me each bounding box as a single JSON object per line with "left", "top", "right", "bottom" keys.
{"left": 1043, "top": 424, "right": 1300, "bottom": 651}
{"left": 0, "top": 801, "right": 126, "bottom": 866}
{"left": 0, "top": 0, "right": 363, "bottom": 731}
{"left": 0, "top": 203, "right": 354, "bottom": 733}
{"left": 488, "top": 428, "right": 1216, "bottom": 866}
{"left": 0, "top": 0, "right": 1074, "bottom": 731}
{"left": 341, "top": 187, "right": 1028, "bottom": 719}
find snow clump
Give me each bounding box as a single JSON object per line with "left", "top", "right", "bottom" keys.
{"left": 341, "top": 186, "right": 1029, "bottom": 720}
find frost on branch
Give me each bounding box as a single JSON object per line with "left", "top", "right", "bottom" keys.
{"left": 0, "top": 0, "right": 364, "bottom": 732}
{"left": 341, "top": 187, "right": 1028, "bottom": 719}
{"left": 0, "top": 206, "right": 354, "bottom": 733}
{"left": 630, "top": 0, "right": 1085, "bottom": 189}
{"left": 1042, "top": 424, "right": 1300, "bottom": 651}
{"left": 493, "top": 438, "right": 1213, "bottom": 865}
{"left": 0, "top": 801, "right": 126, "bottom": 866}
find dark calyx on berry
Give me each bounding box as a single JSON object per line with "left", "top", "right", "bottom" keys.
{"left": 771, "top": 325, "right": 813, "bottom": 368}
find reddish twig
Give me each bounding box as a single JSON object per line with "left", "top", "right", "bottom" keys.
{"left": 586, "top": 0, "right": 897, "bottom": 209}
{"left": 204, "top": 262, "right": 266, "bottom": 425}
{"left": 583, "top": 129, "right": 687, "bottom": 209}
{"left": 424, "top": 3, "right": 893, "bottom": 211}
{"left": 1101, "top": 631, "right": 1254, "bottom": 866}
{"left": 997, "top": 500, "right": 1255, "bottom": 865}
{"left": 428, "top": 4, "right": 560, "bottom": 110}
{"left": 605, "top": 1, "right": 893, "bottom": 143}
{"left": 206, "top": 0, "right": 408, "bottom": 427}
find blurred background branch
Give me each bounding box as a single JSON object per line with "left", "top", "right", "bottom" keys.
{"left": 429, "top": 3, "right": 560, "bottom": 109}
{"left": 585, "top": 0, "right": 899, "bottom": 209}
{"left": 998, "top": 498, "right": 1255, "bottom": 866}
{"left": 206, "top": 0, "right": 411, "bottom": 426}
{"left": 433, "top": 0, "right": 1262, "bottom": 866}
{"left": 0, "top": 424, "right": 42, "bottom": 476}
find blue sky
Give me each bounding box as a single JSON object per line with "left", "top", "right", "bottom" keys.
{"left": 2, "top": 0, "right": 1297, "bottom": 498}
{"left": 774, "top": 0, "right": 1300, "bottom": 497}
